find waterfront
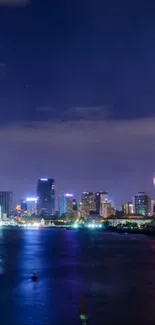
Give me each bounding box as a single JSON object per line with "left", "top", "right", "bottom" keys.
{"left": 0, "top": 229, "right": 155, "bottom": 324}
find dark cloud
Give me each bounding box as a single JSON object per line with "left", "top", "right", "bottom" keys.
{"left": 0, "top": 0, "right": 29, "bottom": 6}
{"left": 67, "top": 106, "right": 111, "bottom": 120}
{"left": 34, "top": 105, "right": 111, "bottom": 122}
{"left": 2, "top": 117, "right": 155, "bottom": 149}
{"left": 0, "top": 117, "right": 154, "bottom": 206}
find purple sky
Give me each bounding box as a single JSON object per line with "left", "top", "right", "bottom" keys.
{"left": 0, "top": 0, "right": 155, "bottom": 207}
{"left": 1, "top": 116, "right": 155, "bottom": 208}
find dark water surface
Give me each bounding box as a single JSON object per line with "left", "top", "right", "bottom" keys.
{"left": 0, "top": 229, "right": 155, "bottom": 324}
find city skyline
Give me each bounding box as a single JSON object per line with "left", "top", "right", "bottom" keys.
{"left": 1, "top": 177, "right": 155, "bottom": 210}
{"left": 0, "top": 1, "right": 155, "bottom": 207}
{"left": 8, "top": 175, "right": 155, "bottom": 211}
{"left": 0, "top": 2, "right": 155, "bottom": 325}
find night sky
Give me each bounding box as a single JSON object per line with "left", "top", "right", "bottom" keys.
{"left": 0, "top": 0, "right": 155, "bottom": 207}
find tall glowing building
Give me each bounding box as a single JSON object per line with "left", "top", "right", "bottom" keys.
{"left": 26, "top": 198, "right": 37, "bottom": 216}
{"left": 81, "top": 192, "right": 95, "bottom": 213}
{"left": 21, "top": 199, "right": 27, "bottom": 213}
{"left": 95, "top": 191, "right": 108, "bottom": 214}
{"left": 21, "top": 198, "right": 38, "bottom": 216}
{"left": 122, "top": 202, "right": 133, "bottom": 215}
{"left": 59, "top": 193, "right": 78, "bottom": 221}
{"left": 37, "top": 178, "right": 55, "bottom": 216}
{"left": 0, "top": 191, "right": 14, "bottom": 217}
{"left": 134, "top": 192, "right": 151, "bottom": 217}
{"left": 59, "top": 193, "right": 73, "bottom": 216}
{"left": 99, "top": 193, "right": 113, "bottom": 218}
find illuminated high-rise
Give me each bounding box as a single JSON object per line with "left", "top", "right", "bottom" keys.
{"left": 81, "top": 192, "right": 95, "bottom": 213}
{"left": 100, "top": 201, "right": 115, "bottom": 218}
{"left": 21, "top": 197, "right": 38, "bottom": 216}
{"left": 59, "top": 193, "right": 73, "bottom": 216}
{"left": 26, "top": 198, "right": 37, "bottom": 216}
{"left": 59, "top": 193, "right": 78, "bottom": 221}
{"left": 37, "top": 178, "right": 55, "bottom": 216}
{"left": 134, "top": 192, "right": 151, "bottom": 217}
{"left": 21, "top": 199, "right": 27, "bottom": 213}
{"left": 122, "top": 202, "right": 133, "bottom": 215}
{"left": 95, "top": 191, "right": 108, "bottom": 214}
{"left": 0, "top": 191, "right": 14, "bottom": 217}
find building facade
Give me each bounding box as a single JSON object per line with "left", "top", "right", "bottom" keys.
{"left": 26, "top": 198, "right": 37, "bottom": 216}
{"left": 0, "top": 191, "right": 14, "bottom": 217}
{"left": 59, "top": 193, "right": 73, "bottom": 216}
{"left": 134, "top": 192, "right": 151, "bottom": 217}
{"left": 95, "top": 191, "right": 108, "bottom": 214}
{"left": 100, "top": 201, "right": 115, "bottom": 218}
{"left": 81, "top": 192, "right": 95, "bottom": 214}
{"left": 100, "top": 193, "right": 109, "bottom": 217}
{"left": 59, "top": 193, "right": 77, "bottom": 221}
{"left": 37, "top": 178, "right": 55, "bottom": 216}
{"left": 122, "top": 202, "right": 134, "bottom": 215}
{"left": 152, "top": 200, "right": 155, "bottom": 216}
{"left": 21, "top": 199, "right": 27, "bottom": 213}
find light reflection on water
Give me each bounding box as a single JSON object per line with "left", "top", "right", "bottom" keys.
{"left": 0, "top": 229, "right": 155, "bottom": 324}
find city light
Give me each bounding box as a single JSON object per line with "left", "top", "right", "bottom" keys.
{"left": 33, "top": 222, "right": 40, "bottom": 227}
{"left": 25, "top": 222, "right": 40, "bottom": 229}
{"left": 40, "top": 178, "right": 48, "bottom": 181}
{"left": 65, "top": 193, "right": 73, "bottom": 197}
{"left": 87, "top": 223, "right": 102, "bottom": 229}
{"left": 26, "top": 197, "right": 38, "bottom": 202}
{"left": 16, "top": 205, "right": 21, "bottom": 211}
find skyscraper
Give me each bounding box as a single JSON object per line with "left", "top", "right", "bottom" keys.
{"left": 37, "top": 178, "right": 55, "bottom": 216}
{"left": 100, "top": 201, "right": 115, "bottom": 218}
{"left": 122, "top": 202, "right": 133, "bottom": 215}
{"left": 59, "top": 193, "right": 78, "bottom": 221}
{"left": 21, "top": 199, "right": 27, "bottom": 213}
{"left": 59, "top": 193, "right": 73, "bottom": 216}
{"left": 81, "top": 192, "right": 95, "bottom": 213}
{"left": 26, "top": 198, "right": 37, "bottom": 216}
{"left": 99, "top": 193, "right": 112, "bottom": 218}
{"left": 95, "top": 191, "right": 108, "bottom": 214}
{"left": 134, "top": 192, "right": 151, "bottom": 217}
{"left": 0, "top": 191, "right": 14, "bottom": 217}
